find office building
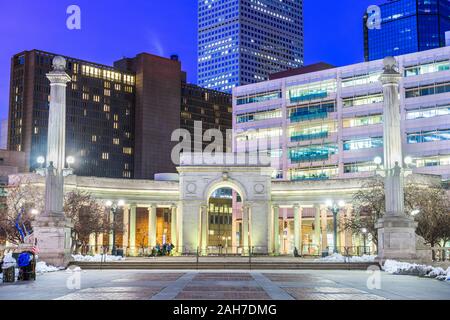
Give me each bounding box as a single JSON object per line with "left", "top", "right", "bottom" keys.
{"left": 8, "top": 50, "right": 231, "bottom": 179}
{"left": 198, "top": 0, "right": 304, "bottom": 92}
{"left": 233, "top": 46, "right": 450, "bottom": 182}
{"left": 364, "top": 0, "right": 450, "bottom": 61}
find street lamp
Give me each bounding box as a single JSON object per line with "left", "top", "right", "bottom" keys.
{"left": 37, "top": 156, "right": 45, "bottom": 167}
{"left": 326, "top": 200, "right": 345, "bottom": 254}
{"left": 361, "top": 228, "right": 368, "bottom": 254}
{"left": 105, "top": 200, "right": 125, "bottom": 255}
{"left": 411, "top": 209, "right": 420, "bottom": 217}
{"left": 30, "top": 209, "right": 39, "bottom": 215}
{"left": 66, "top": 156, "right": 75, "bottom": 168}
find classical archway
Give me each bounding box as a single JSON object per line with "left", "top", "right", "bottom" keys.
{"left": 206, "top": 187, "right": 242, "bottom": 255}
{"left": 177, "top": 165, "right": 273, "bottom": 255}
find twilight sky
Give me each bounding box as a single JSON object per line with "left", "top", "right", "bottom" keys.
{"left": 0, "top": 0, "right": 384, "bottom": 120}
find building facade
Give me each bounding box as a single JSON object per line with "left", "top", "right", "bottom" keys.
{"left": 198, "top": 0, "right": 304, "bottom": 92}
{"left": 233, "top": 46, "right": 450, "bottom": 182}
{"left": 8, "top": 50, "right": 232, "bottom": 180}
{"left": 364, "top": 0, "right": 450, "bottom": 61}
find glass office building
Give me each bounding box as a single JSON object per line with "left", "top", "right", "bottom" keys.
{"left": 364, "top": 0, "right": 450, "bottom": 61}
{"left": 198, "top": 0, "right": 303, "bottom": 93}
{"left": 234, "top": 46, "right": 450, "bottom": 182}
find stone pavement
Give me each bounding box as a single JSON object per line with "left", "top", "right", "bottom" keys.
{"left": 0, "top": 269, "right": 448, "bottom": 300}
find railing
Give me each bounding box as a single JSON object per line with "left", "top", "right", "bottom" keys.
{"left": 298, "top": 244, "right": 373, "bottom": 257}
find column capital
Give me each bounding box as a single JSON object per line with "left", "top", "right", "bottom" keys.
{"left": 148, "top": 203, "right": 157, "bottom": 210}
{"left": 293, "top": 203, "right": 301, "bottom": 210}
{"left": 170, "top": 203, "right": 178, "bottom": 209}
{"left": 272, "top": 204, "right": 280, "bottom": 209}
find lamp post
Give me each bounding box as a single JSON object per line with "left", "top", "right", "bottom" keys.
{"left": 105, "top": 200, "right": 125, "bottom": 256}
{"left": 326, "top": 200, "right": 345, "bottom": 254}
{"left": 361, "top": 228, "right": 368, "bottom": 254}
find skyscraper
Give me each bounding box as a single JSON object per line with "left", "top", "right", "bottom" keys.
{"left": 198, "top": 0, "right": 304, "bottom": 92}
{"left": 364, "top": 0, "right": 450, "bottom": 61}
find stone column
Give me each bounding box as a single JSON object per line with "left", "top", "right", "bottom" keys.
{"left": 314, "top": 205, "right": 321, "bottom": 252}
{"left": 320, "top": 206, "right": 328, "bottom": 253}
{"left": 148, "top": 204, "right": 157, "bottom": 249}
{"left": 32, "top": 56, "right": 73, "bottom": 267}
{"left": 242, "top": 204, "right": 250, "bottom": 254}
{"left": 96, "top": 233, "right": 103, "bottom": 254}
{"left": 108, "top": 210, "right": 114, "bottom": 253}
{"left": 88, "top": 233, "right": 96, "bottom": 255}
{"left": 376, "top": 57, "right": 417, "bottom": 260}
{"left": 273, "top": 205, "right": 280, "bottom": 255}
{"left": 200, "top": 204, "right": 208, "bottom": 255}
{"left": 293, "top": 204, "right": 302, "bottom": 254}
{"left": 345, "top": 206, "right": 353, "bottom": 253}
{"left": 170, "top": 204, "right": 178, "bottom": 251}
{"left": 122, "top": 206, "right": 129, "bottom": 255}
{"left": 129, "top": 205, "right": 137, "bottom": 256}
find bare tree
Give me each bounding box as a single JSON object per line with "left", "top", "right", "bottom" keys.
{"left": 64, "top": 190, "right": 110, "bottom": 254}
{"left": 343, "top": 177, "right": 385, "bottom": 245}
{"left": 0, "top": 176, "right": 43, "bottom": 245}
{"left": 405, "top": 183, "right": 450, "bottom": 259}
{"left": 344, "top": 176, "right": 450, "bottom": 256}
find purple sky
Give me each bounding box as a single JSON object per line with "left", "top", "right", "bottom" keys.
{"left": 0, "top": 0, "right": 384, "bottom": 120}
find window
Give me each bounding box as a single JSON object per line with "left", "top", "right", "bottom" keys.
{"left": 343, "top": 94, "right": 383, "bottom": 107}
{"left": 407, "top": 129, "right": 450, "bottom": 143}
{"left": 405, "top": 82, "right": 450, "bottom": 98}
{"left": 343, "top": 137, "right": 383, "bottom": 150}
{"left": 343, "top": 114, "right": 383, "bottom": 128}
{"left": 404, "top": 60, "right": 450, "bottom": 77}
{"left": 289, "top": 166, "right": 338, "bottom": 181}
{"left": 101, "top": 153, "right": 109, "bottom": 160}
{"left": 236, "top": 108, "right": 282, "bottom": 123}
{"left": 288, "top": 101, "right": 335, "bottom": 122}
{"left": 287, "top": 79, "right": 336, "bottom": 103}
{"left": 123, "top": 147, "right": 133, "bottom": 155}
{"left": 236, "top": 89, "right": 282, "bottom": 105}
{"left": 406, "top": 104, "right": 450, "bottom": 120}
{"left": 289, "top": 144, "right": 338, "bottom": 163}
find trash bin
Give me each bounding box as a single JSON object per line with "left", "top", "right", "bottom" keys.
{"left": 2, "top": 267, "right": 15, "bottom": 283}
{"left": 17, "top": 252, "right": 36, "bottom": 281}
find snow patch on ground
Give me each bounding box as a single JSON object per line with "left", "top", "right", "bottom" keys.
{"left": 315, "top": 253, "right": 376, "bottom": 263}
{"left": 383, "top": 259, "right": 450, "bottom": 281}
{"left": 71, "top": 254, "right": 125, "bottom": 262}
{"left": 35, "top": 261, "right": 62, "bottom": 274}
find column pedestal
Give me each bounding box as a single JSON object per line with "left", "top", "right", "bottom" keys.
{"left": 32, "top": 214, "right": 73, "bottom": 267}
{"left": 376, "top": 216, "right": 418, "bottom": 260}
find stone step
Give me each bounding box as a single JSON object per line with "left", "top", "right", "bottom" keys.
{"left": 68, "top": 261, "right": 378, "bottom": 270}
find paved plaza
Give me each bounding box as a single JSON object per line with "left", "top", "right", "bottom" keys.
{"left": 0, "top": 269, "right": 449, "bottom": 300}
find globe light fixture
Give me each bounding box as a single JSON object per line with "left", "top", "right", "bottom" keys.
{"left": 37, "top": 156, "right": 45, "bottom": 165}
{"left": 411, "top": 209, "right": 420, "bottom": 216}
{"left": 118, "top": 200, "right": 125, "bottom": 207}
{"left": 338, "top": 200, "right": 346, "bottom": 207}
{"left": 30, "top": 209, "right": 39, "bottom": 215}
{"left": 66, "top": 156, "right": 75, "bottom": 166}
{"left": 404, "top": 156, "right": 413, "bottom": 167}
{"left": 374, "top": 156, "right": 382, "bottom": 166}
{"left": 105, "top": 200, "right": 113, "bottom": 207}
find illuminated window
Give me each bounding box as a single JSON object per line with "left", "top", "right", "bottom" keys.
{"left": 115, "top": 84, "right": 121, "bottom": 91}
{"left": 113, "top": 122, "right": 119, "bottom": 129}
{"left": 343, "top": 114, "right": 383, "bottom": 128}
{"left": 104, "top": 89, "right": 111, "bottom": 96}
{"left": 123, "top": 147, "right": 133, "bottom": 155}
{"left": 93, "top": 95, "right": 100, "bottom": 102}
{"left": 92, "top": 135, "right": 97, "bottom": 142}
{"left": 82, "top": 93, "right": 89, "bottom": 100}
{"left": 103, "top": 104, "right": 110, "bottom": 112}
{"left": 102, "top": 152, "right": 109, "bottom": 160}
{"left": 113, "top": 138, "right": 120, "bottom": 145}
